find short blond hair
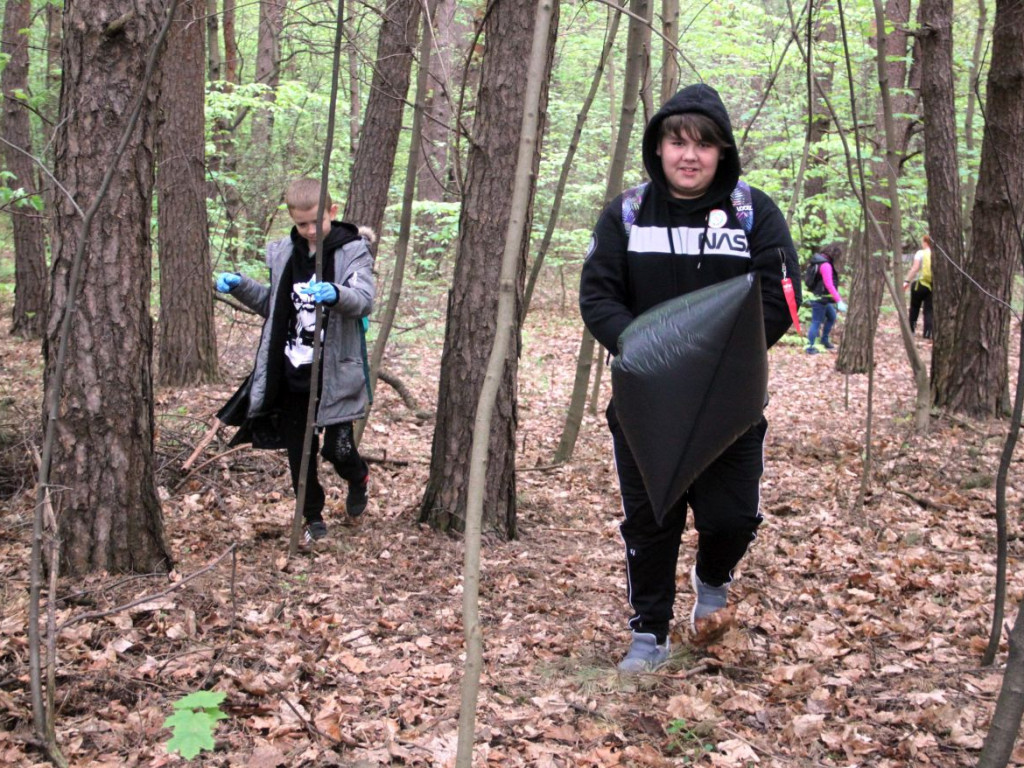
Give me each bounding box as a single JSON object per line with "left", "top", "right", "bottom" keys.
{"left": 285, "top": 178, "right": 332, "bottom": 211}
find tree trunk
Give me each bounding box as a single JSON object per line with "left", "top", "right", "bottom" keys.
{"left": 250, "top": 0, "right": 285, "bottom": 150}
{"left": 918, "top": 0, "right": 965, "bottom": 407}
{"left": 156, "top": 0, "right": 219, "bottom": 386}
{"left": 555, "top": 0, "right": 644, "bottom": 461}
{"left": 223, "top": 0, "right": 238, "bottom": 87}
{"left": 636, "top": 0, "right": 653, "bottom": 123}
{"left": 243, "top": 0, "right": 287, "bottom": 235}
{"left": 206, "top": 0, "right": 221, "bottom": 82}
{"left": 359, "top": 0, "right": 438, "bottom": 445}
{"left": 413, "top": 0, "right": 457, "bottom": 274}
{"left": 2, "top": 0, "right": 48, "bottom": 339}
{"left": 961, "top": 0, "right": 987, "bottom": 250}
{"left": 792, "top": 11, "right": 835, "bottom": 230}
{"left": 211, "top": 0, "right": 244, "bottom": 262}
{"left": 523, "top": 6, "right": 620, "bottom": 314}
{"left": 46, "top": 0, "right": 172, "bottom": 576}
{"left": 416, "top": 0, "right": 455, "bottom": 203}
{"left": 660, "top": 0, "right": 679, "bottom": 102}
{"left": 836, "top": 0, "right": 917, "bottom": 375}
{"left": 944, "top": 0, "right": 1023, "bottom": 418}
{"left": 347, "top": 32, "right": 361, "bottom": 158}
{"left": 977, "top": 597, "right": 1024, "bottom": 767}
{"left": 455, "top": 6, "right": 555, "bottom": 761}
{"left": 419, "top": 0, "right": 558, "bottom": 536}
{"left": 45, "top": 2, "right": 61, "bottom": 93}
{"left": 344, "top": 0, "right": 423, "bottom": 243}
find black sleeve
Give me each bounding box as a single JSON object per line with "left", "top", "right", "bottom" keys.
{"left": 579, "top": 197, "right": 635, "bottom": 356}
{"left": 748, "top": 189, "right": 800, "bottom": 348}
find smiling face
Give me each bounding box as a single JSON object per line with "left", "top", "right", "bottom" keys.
{"left": 656, "top": 130, "right": 722, "bottom": 200}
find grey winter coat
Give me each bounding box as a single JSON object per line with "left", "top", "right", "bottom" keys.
{"left": 229, "top": 228, "right": 375, "bottom": 426}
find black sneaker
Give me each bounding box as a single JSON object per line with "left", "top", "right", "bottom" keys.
{"left": 303, "top": 521, "right": 328, "bottom": 546}
{"left": 346, "top": 473, "right": 369, "bottom": 518}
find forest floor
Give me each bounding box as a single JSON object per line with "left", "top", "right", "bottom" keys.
{"left": 2, "top": 285, "right": 1024, "bottom": 768}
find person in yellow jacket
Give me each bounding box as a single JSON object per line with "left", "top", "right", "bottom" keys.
{"left": 903, "top": 234, "right": 933, "bottom": 339}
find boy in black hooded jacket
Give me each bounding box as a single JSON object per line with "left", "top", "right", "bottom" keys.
{"left": 580, "top": 84, "right": 800, "bottom": 672}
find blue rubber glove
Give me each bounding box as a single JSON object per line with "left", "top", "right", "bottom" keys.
{"left": 837, "top": 301, "right": 848, "bottom": 313}
{"left": 216, "top": 273, "right": 241, "bottom": 293}
{"left": 306, "top": 279, "right": 338, "bottom": 305}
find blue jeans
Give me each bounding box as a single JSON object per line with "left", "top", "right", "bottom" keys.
{"left": 807, "top": 300, "right": 837, "bottom": 347}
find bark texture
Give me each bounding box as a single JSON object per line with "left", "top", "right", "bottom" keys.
{"left": 46, "top": 1, "right": 172, "bottom": 576}
{"left": 156, "top": 0, "right": 219, "bottom": 386}
{"left": 944, "top": 0, "right": 1024, "bottom": 417}
{"left": 419, "top": 0, "right": 558, "bottom": 536}
{"left": 917, "top": 0, "right": 964, "bottom": 405}
{"left": 344, "top": 0, "right": 423, "bottom": 241}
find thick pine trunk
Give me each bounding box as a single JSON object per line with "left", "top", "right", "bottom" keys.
{"left": 46, "top": 0, "right": 172, "bottom": 576}
{"left": 420, "top": 0, "right": 557, "bottom": 536}
{"left": 944, "top": 0, "right": 1023, "bottom": 418}
{"left": 918, "top": 0, "right": 964, "bottom": 406}
{"left": 2, "top": 0, "right": 48, "bottom": 338}
{"left": 157, "top": 0, "right": 219, "bottom": 387}
{"left": 344, "top": 0, "right": 422, "bottom": 241}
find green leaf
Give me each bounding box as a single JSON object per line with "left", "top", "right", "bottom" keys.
{"left": 163, "top": 709, "right": 218, "bottom": 759}
{"left": 173, "top": 689, "right": 227, "bottom": 712}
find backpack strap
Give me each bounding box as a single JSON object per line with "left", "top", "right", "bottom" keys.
{"left": 620, "top": 182, "right": 650, "bottom": 237}
{"left": 622, "top": 180, "right": 755, "bottom": 236}
{"left": 730, "top": 180, "right": 754, "bottom": 234}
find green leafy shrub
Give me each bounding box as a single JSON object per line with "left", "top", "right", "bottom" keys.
{"left": 163, "top": 690, "right": 228, "bottom": 760}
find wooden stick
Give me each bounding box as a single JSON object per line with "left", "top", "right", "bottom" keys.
{"left": 181, "top": 416, "right": 223, "bottom": 471}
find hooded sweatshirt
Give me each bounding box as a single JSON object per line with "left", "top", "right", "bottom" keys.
{"left": 579, "top": 84, "right": 800, "bottom": 355}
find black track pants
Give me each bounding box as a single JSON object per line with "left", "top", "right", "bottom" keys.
{"left": 607, "top": 400, "right": 766, "bottom": 640}
{"left": 279, "top": 391, "right": 367, "bottom": 523}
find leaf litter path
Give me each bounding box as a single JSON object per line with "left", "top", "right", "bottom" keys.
{"left": 1, "top": 303, "right": 1023, "bottom": 767}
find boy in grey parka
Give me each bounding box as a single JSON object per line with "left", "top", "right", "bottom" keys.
{"left": 216, "top": 178, "right": 375, "bottom": 544}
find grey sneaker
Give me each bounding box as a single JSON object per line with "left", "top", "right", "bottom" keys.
{"left": 303, "top": 521, "right": 328, "bottom": 546}
{"left": 617, "top": 632, "right": 670, "bottom": 673}
{"left": 690, "top": 566, "right": 729, "bottom": 632}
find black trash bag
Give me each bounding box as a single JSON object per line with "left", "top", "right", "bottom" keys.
{"left": 217, "top": 373, "right": 287, "bottom": 450}
{"left": 610, "top": 273, "right": 768, "bottom": 524}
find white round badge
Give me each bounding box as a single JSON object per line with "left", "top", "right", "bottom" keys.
{"left": 708, "top": 209, "right": 728, "bottom": 228}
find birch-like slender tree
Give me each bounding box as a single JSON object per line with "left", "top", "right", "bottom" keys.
{"left": 455, "top": 8, "right": 555, "bottom": 762}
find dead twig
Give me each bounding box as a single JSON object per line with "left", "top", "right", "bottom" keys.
{"left": 279, "top": 694, "right": 342, "bottom": 746}
{"left": 378, "top": 368, "right": 433, "bottom": 420}
{"left": 55, "top": 544, "right": 237, "bottom": 633}
{"left": 181, "top": 417, "right": 224, "bottom": 472}
{"left": 173, "top": 445, "right": 250, "bottom": 492}
{"left": 892, "top": 487, "right": 957, "bottom": 511}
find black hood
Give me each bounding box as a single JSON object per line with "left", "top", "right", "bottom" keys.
{"left": 641, "top": 83, "right": 741, "bottom": 207}
{"left": 290, "top": 220, "right": 361, "bottom": 257}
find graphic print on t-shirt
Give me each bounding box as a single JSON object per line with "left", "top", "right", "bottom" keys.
{"left": 285, "top": 281, "right": 320, "bottom": 369}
